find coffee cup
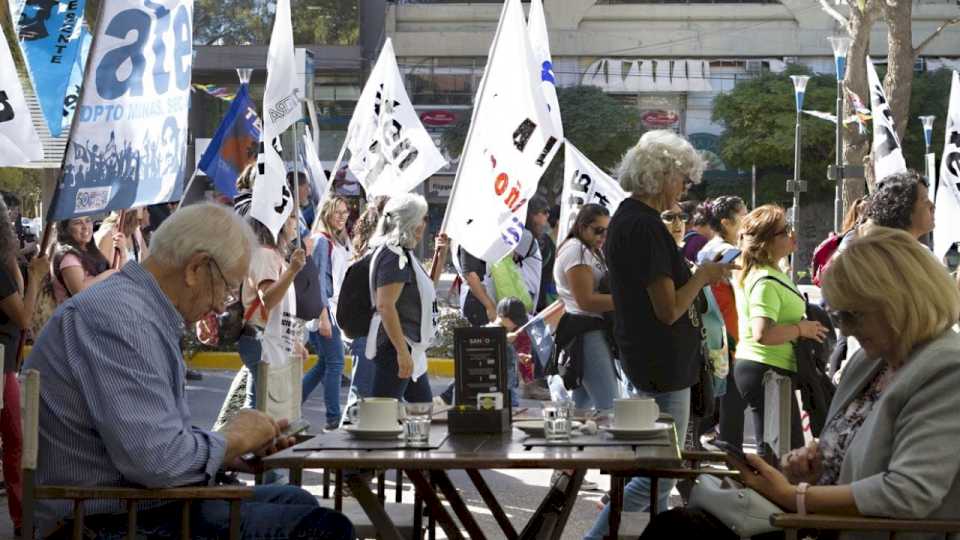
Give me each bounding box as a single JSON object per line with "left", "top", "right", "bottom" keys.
{"left": 613, "top": 398, "right": 660, "bottom": 430}
{"left": 353, "top": 398, "right": 401, "bottom": 431}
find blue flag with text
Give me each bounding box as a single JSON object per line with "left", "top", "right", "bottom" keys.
{"left": 198, "top": 83, "right": 261, "bottom": 198}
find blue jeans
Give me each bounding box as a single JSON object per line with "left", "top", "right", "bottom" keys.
{"left": 303, "top": 325, "right": 345, "bottom": 424}
{"left": 52, "top": 485, "right": 354, "bottom": 540}
{"left": 370, "top": 341, "right": 433, "bottom": 402}
{"left": 571, "top": 330, "right": 622, "bottom": 413}
{"left": 237, "top": 334, "right": 262, "bottom": 409}
{"left": 585, "top": 387, "right": 691, "bottom": 540}
{"left": 341, "top": 336, "right": 376, "bottom": 424}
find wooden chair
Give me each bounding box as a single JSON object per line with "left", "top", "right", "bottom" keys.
{"left": 21, "top": 370, "right": 254, "bottom": 540}
{"left": 770, "top": 513, "right": 960, "bottom": 540}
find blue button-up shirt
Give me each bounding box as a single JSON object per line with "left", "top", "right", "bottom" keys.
{"left": 24, "top": 262, "right": 226, "bottom": 533}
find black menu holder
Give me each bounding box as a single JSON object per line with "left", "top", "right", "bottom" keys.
{"left": 448, "top": 326, "right": 512, "bottom": 434}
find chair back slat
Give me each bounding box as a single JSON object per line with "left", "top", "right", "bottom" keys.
{"left": 22, "top": 369, "right": 40, "bottom": 471}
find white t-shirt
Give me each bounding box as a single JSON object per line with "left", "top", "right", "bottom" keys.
{"left": 553, "top": 238, "right": 606, "bottom": 318}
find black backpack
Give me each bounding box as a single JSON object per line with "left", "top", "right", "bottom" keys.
{"left": 336, "top": 252, "right": 375, "bottom": 339}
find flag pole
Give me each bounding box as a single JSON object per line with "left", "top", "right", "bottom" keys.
{"left": 175, "top": 169, "right": 200, "bottom": 211}
{"left": 292, "top": 118, "right": 302, "bottom": 247}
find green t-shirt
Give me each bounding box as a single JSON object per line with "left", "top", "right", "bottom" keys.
{"left": 734, "top": 265, "right": 806, "bottom": 371}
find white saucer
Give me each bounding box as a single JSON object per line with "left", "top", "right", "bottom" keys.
{"left": 344, "top": 425, "right": 404, "bottom": 440}
{"left": 514, "top": 420, "right": 583, "bottom": 437}
{"left": 599, "top": 422, "right": 670, "bottom": 439}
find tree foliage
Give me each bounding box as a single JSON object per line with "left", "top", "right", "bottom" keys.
{"left": 442, "top": 85, "right": 641, "bottom": 200}
{"left": 193, "top": 0, "right": 358, "bottom": 46}
{"left": 900, "top": 68, "right": 953, "bottom": 173}
{"left": 712, "top": 65, "right": 837, "bottom": 201}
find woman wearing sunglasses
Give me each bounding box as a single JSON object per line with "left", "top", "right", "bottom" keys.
{"left": 734, "top": 205, "right": 828, "bottom": 457}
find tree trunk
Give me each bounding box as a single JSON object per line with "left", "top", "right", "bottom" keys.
{"left": 841, "top": 6, "right": 875, "bottom": 216}
{"left": 882, "top": 1, "right": 915, "bottom": 146}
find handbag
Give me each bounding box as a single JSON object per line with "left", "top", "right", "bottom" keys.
{"left": 688, "top": 292, "right": 715, "bottom": 418}
{"left": 688, "top": 474, "right": 782, "bottom": 536}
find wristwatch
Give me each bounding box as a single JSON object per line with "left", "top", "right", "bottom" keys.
{"left": 796, "top": 482, "right": 810, "bottom": 515}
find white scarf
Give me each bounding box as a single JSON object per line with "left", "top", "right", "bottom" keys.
{"left": 365, "top": 245, "right": 438, "bottom": 382}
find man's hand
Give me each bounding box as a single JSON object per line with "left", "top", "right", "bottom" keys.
{"left": 219, "top": 409, "right": 281, "bottom": 461}
{"left": 485, "top": 304, "right": 497, "bottom": 324}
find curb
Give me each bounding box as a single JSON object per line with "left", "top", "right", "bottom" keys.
{"left": 186, "top": 352, "right": 456, "bottom": 378}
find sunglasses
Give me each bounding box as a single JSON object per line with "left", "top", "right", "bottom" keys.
{"left": 660, "top": 211, "right": 689, "bottom": 223}
{"left": 591, "top": 226, "right": 607, "bottom": 236}
{"left": 828, "top": 309, "right": 865, "bottom": 328}
{"left": 774, "top": 223, "right": 794, "bottom": 237}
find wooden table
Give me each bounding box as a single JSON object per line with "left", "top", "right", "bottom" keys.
{"left": 263, "top": 426, "right": 683, "bottom": 540}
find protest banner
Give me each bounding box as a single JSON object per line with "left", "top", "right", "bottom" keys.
{"left": 558, "top": 140, "right": 626, "bottom": 239}
{"left": 197, "top": 83, "right": 261, "bottom": 198}
{"left": 250, "top": 0, "right": 298, "bottom": 241}
{"left": 0, "top": 20, "right": 44, "bottom": 165}
{"left": 866, "top": 57, "right": 907, "bottom": 183}
{"left": 341, "top": 38, "right": 446, "bottom": 198}
{"left": 15, "top": 0, "right": 86, "bottom": 136}
{"left": 442, "top": 0, "right": 562, "bottom": 264}
{"left": 934, "top": 71, "right": 960, "bottom": 261}
{"left": 60, "top": 24, "right": 91, "bottom": 134}
{"left": 48, "top": 0, "right": 192, "bottom": 220}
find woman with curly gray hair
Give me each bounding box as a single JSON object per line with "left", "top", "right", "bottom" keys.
{"left": 589, "top": 130, "right": 732, "bottom": 538}
{"left": 367, "top": 193, "right": 449, "bottom": 401}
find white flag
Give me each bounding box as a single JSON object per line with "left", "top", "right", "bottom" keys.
{"left": 527, "top": 0, "right": 563, "bottom": 138}
{"left": 251, "top": 0, "right": 299, "bottom": 240}
{"left": 866, "top": 57, "right": 907, "bottom": 183}
{"left": 345, "top": 38, "right": 446, "bottom": 197}
{"left": 0, "top": 23, "right": 43, "bottom": 166}
{"left": 443, "top": 0, "right": 562, "bottom": 263}
{"left": 559, "top": 140, "right": 626, "bottom": 240}
{"left": 301, "top": 127, "right": 328, "bottom": 199}
{"left": 934, "top": 71, "right": 960, "bottom": 261}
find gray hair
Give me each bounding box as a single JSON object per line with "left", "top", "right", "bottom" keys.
{"left": 149, "top": 202, "right": 257, "bottom": 272}
{"left": 370, "top": 193, "right": 428, "bottom": 250}
{"left": 616, "top": 130, "right": 704, "bottom": 197}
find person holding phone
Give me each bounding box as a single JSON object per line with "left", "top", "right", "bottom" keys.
{"left": 641, "top": 226, "right": 960, "bottom": 537}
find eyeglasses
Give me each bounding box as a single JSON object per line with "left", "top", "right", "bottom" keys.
{"left": 660, "top": 211, "right": 689, "bottom": 223}
{"left": 208, "top": 257, "right": 240, "bottom": 305}
{"left": 591, "top": 226, "right": 607, "bottom": 236}
{"left": 828, "top": 309, "right": 865, "bottom": 329}
{"left": 774, "top": 223, "right": 794, "bottom": 237}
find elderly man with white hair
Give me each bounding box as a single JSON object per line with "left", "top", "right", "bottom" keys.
{"left": 24, "top": 203, "right": 354, "bottom": 539}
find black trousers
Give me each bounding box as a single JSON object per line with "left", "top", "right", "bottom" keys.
{"left": 733, "top": 359, "right": 805, "bottom": 454}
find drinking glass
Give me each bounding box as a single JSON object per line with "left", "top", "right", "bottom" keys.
{"left": 542, "top": 400, "right": 573, "bottom": 442}
{"left": 403, "top": 403, "right": 433, "bottom": 446}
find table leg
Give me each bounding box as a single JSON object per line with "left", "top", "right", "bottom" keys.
{"left": 396, "top": 469, "right": 404, "bottom": 503}
{"left": 335, "top": 469, "right": 344, "bottom": 512}
{"left": 404, "top": 470, "right": 465, "bottom": 540}
{"left": 546, "top": 469, "right": 584, "bottom": 540}
{"left": 650, "top": 475, "right": 660, "bottom": 516}
{"left": 322, "top": 468, "right": 331, "bottom": 499}
{"left": 289, "top": 467, "right": 303, "bottom": 487}
{"left": 606, "top": 475, "right": 624, "bottom": 540}
{"left": 413, "top": 490, "right": 423, "bottom": 540}
{"left": 465, "top": 469, "right": 517, "bottom": 540}
{"left": 430, "top": 470, "right": 487, "bottom": 540}
{"left": 346, "top": 474, "right": 404, "bottom": 540}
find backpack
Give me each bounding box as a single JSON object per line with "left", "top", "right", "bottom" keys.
{"left": 337, "top": 247, "right": 416, "bottom": 340}
{"left": 810, "top": 232, "right": 847, "bottom": 287}
{"left": 294, "top": 236, "right": 332, "bottom": 320}
{"left": 336, "top": 252, "right": 375, "bottom": 339}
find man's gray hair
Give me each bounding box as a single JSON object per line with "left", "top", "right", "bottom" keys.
{"left": 149, "top": 203, "right": 257, "bottom": 270}
{"left": 616, "top": 130, "right": 704, "bottom": 197}
{"left": 371, "top": 193, "right": 428, "bottom": 250}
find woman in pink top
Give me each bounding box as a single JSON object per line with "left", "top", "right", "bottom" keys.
{"left": 52, "top": 217, "right": 115, "bottom": 304}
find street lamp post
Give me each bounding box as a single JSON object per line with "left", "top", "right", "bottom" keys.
{"left": 789, "top": 75, "right": 810, "bottom": 282}
{"left": 919, "top": 115, "right": 937, "bottom": 201}
{"left": 828, "top": 36, "right": 851, "bottom": 233}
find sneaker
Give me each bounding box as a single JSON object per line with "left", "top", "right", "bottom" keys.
{"left": 324, "top": 419, "right": 341, "bottom": 432}
{"left": 550, "top": 470, "right": 599, "bottom": 491}
{"left": 185, "top": 369, "right": 203, "bottom": 381}
{"left": 520, "top": 381, "right": 552, "bottom": 401}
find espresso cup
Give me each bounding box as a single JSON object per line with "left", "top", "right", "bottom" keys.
{"left": 354, "top": 398, "right": 401, "bottom": 431}
{"left": 613, "top": 398, "right": 660, "bottom": 430}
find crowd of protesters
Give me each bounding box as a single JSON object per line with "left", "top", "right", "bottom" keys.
{"left": 3, "top": 127, "right": 960, "bottom": 538}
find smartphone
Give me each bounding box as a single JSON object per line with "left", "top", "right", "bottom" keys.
{"left": 712, "top": 439, "right": 758, "bottom": 473}
{"left": 280, "top": 418, "right": 311, "bottom": 438}
{"left": 717, "top": 248, "right": 742, "bottom": 265}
